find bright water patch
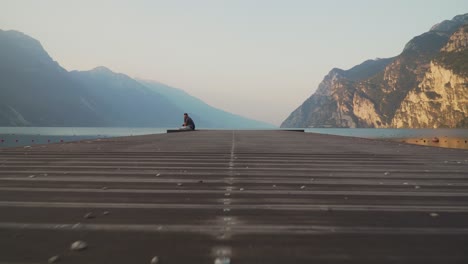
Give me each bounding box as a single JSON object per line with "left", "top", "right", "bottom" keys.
{"left": 305, "top": 128, "right": 468, "bottom": 139}
{"left": 306, "top": 128, "right": 468, "bottom": 149}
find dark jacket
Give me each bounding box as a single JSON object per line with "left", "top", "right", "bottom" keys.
{"left": 185, "top": 116, "right": 195, "bottom": 130}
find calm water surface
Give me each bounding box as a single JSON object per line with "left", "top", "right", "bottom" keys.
{"left": 306, "top": 128, "right": 467, "bottom": 139}
{"left": 0, "top": 127, "right": 167, "bottom": 148}
{"left": 306, "top": 128, "right": 468, "bottom": 149}
{"left": 0, "top": 127, "right": 467, "bottom": 149}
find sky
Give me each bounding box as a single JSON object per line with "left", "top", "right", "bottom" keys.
{"left": 0, "top": 0, "right": 467, "bottom": 126}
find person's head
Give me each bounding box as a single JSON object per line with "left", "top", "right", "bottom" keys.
{"left": 184, "top": 113, "right": 188, "bottom": 117}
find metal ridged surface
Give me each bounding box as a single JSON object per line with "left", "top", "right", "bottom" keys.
{"left": 0, "top": 130, "right": 467, "bottom": 263}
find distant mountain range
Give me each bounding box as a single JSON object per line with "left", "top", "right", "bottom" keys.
{"left": 0, "top": 30, "right": 274, "bottom": 128}
{"left": 282, "top": 13, "right": 468, "bottom": 128}
{"left": 137, "top": 79, "right": 275, "bottom": 128}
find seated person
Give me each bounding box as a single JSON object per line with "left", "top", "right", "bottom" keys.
{"left": 180, "top": 113, "right": 196, "bottom": 130}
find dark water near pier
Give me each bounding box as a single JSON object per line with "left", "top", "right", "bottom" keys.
{"left": 0, "top": 127, "right": 167, "bottom": 148}
{"left": 0, "top": 127, "right": 467, "bottom": 149}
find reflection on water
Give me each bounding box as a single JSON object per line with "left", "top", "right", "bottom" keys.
{"left": 398, "top": 137, "right": 468, "bottom": 150}
{"left": 306, "top": 128, "right": 468, "bottom": 150}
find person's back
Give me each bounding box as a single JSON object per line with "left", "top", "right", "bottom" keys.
{"left": 186, "top": 116, "right": 195, "bottom": 130}
{"left": 182, "top": 113, "right": 195, "bottom": 130}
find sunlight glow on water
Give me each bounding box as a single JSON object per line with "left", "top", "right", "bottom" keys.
{"left": 305, "top": 128, "right": 467, "bottom": 139}
{"left": 306, "top": 128, "right": 468, "bottom": 149}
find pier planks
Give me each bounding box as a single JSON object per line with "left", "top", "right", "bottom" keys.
{"left": 0, "top": 130, "right": 467, "bottom": 263}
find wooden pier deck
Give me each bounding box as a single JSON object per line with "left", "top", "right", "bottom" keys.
{"left": 0, "top": 130, "right": 467, "bottom": 263}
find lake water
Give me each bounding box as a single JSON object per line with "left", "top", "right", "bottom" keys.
{"left": 0, "top": 127, "right": 167, "bottom": 148}
{"left": 0, "top": 127, "right": 467, "bottom": 149}
{"left": 306, "top": 128, "right": 468, "bottom": 149}
{"left": 305, "top": 128, "right": 467, "bottom": 139}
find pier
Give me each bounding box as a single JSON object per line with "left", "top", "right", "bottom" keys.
{"left": 0, "top": 130, "right": 467, "bottom": 263}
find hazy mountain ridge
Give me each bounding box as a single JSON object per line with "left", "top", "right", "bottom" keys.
{"left": 281, "top": 13, "right": 468, "bottom": 128}
{"left": 138, "top": 79, "right": 275, "bottom": 128}
{"left": 0, "top": 29, "right": 104, "bottom": 126}
{"left": 0, "top": 30, "right": 273, "bottom": 128}
{"left": 69, "top": 67, "right": 182, "bottom": 127}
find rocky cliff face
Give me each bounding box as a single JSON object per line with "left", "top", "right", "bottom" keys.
{"left": 281, "top": 14, "right": 468, "bottom": 128}
{"left": 392, "top": 25, "right": 468, "bottom": 128}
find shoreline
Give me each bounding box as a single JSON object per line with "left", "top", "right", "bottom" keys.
{"left": 2, "top": 137, "right": 468, "bottom": 150}
{"left": 390, "top": 136, "right": 468, "bottom": 150}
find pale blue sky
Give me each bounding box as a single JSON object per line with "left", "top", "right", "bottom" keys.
{"left": 1, "top": 0, "right": 467, "bottom": 125}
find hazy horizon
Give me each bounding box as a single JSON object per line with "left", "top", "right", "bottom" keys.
{"left": 1, "top": 0, "right": 467, "bottom": 125}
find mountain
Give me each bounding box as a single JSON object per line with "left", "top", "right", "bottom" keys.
{"left": 69, "top": 67, "right": 182, "bottom": 127}
{"left": 281, "top": 14, "right": 468, "bottom": 128}
{"left": 138, "top": 80, "right": 275, "bottom": 129}
{"left": 0, "top": 29, "right": 273, "bottom": 128}
{"left": 0, "top": 29, "right": 103, "bottom": 126}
